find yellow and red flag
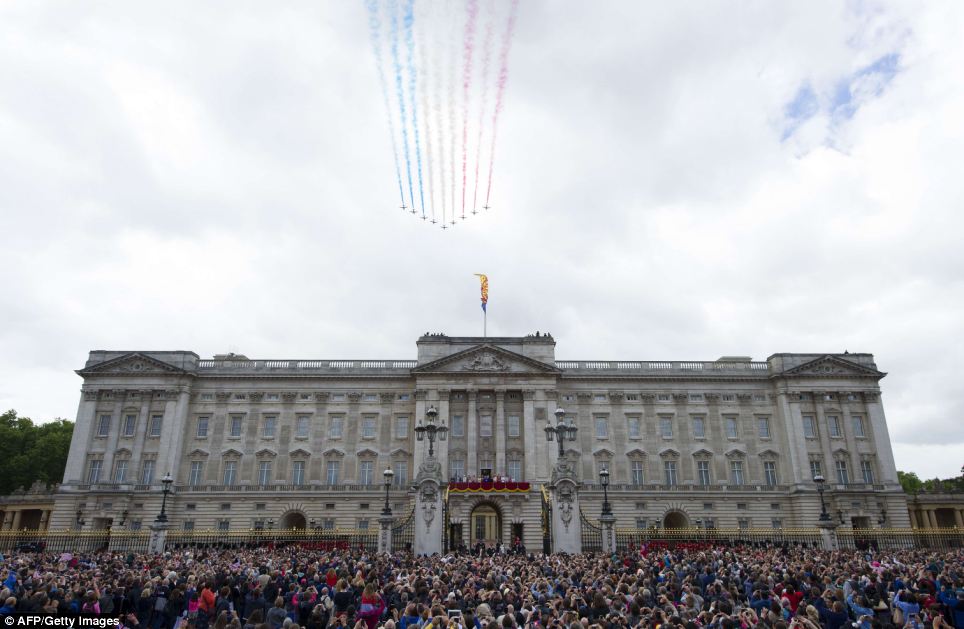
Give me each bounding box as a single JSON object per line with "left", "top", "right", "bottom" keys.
{"left": 474, "top": 274, "right": 488, "bottom": 312}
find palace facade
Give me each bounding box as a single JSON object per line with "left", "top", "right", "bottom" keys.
{"left": 51, "top": 333, "right": 910, "bottom": 549}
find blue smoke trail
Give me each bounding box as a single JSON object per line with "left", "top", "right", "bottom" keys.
{"left": 403, "top": 0, "right": 426, "bottom": 219}
{"left": 366, "top": 0, "right": 405, "bottom": 207}
{"left": 389, "top": 0, "right": 416, "bottom": 212}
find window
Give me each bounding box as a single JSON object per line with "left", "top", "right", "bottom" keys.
{"left": 323, "top": 518, "right": 335, "bottom": 530}
{"left": 722, "top": 394, "right": 735, "bottom": 402}
{"left": 697, "top": 460, "right": 711, "bottom": 486}
{"left": 330, "top": 393, "right": 345, "bottom": 401}
{"left": 393, "top": 461, "right": 408, "bottom": 486}
{"left": 771, "top": 518, "right": 783, "bottom": 529}
{"left": 635, "top": 518, "right": 647, "bottom": 529}
{"left": 300, "top": 393, "right": 311, "bottom": 400}
{"left": 725, "top": 416, "right": 738, "bottom": 439}
{"left": 265, "top": 393, "right": 279, "bottom": 401}
{"left": 220, "top": 503, "right": 231, "bottom": 511}
{"left": 480, "top": 453, "right": 493, "bottom": 472}
{"left": 362, "top": 416, "right": 377, "bottom": 439}
{"left": 451, "top": 414, "right": 464, "bottom": 437}
{"left": 233, "top": 393, "right": 246, "bottom": 401}
{"left": 223, "top": 460, "right": 237, "bottom": 486}
{"left": 258, "top": 461, "right": 272, "bottom": 485}
{"left": 189, "top": 461, "right": 203, "bottom": 486}
{"left": 398, "top": 393, "right": 410, "bottom": 401}
{"left": 757, "top": 417, "right": 771, "bottom": 439}
{"left": 753, "top": 394, "right": 766, "bottom": 401}
{"left": 659, "top": 417, "right": 673, "bottom": 438}
{"left": 828, "top": 415, "right": 842, "bottom": 438}
{"left": 861, "top": 460, "right": 875, "bottom": 484}
{"left": 288, "top": 415, "right": 306, "bottom": 439}
{"left": 627, "top": 416, "right": 641, "bottom": 439}
{"left": 395, "top": 415, "right": 409, "bottom": 439}
{"left": 657, "top": 394, "right": 670, "bottom": 402}
{"left": 692, "top": 416, "right": 705, "bottom": 439}
{"left": 738, "top": 518, "right": 750, "bottom": 530}
{"left": 507, "top": 458, "right": 521, "bottom": 481}
{"left": 631, "top": 460, "right": 644, "bottom": 485}
{"left": 196, "top": 417, "right": 209, "bottom": 438}
{"left": 114, "top": 460, "right": 128, "bottom": 483}
{"left": 508, "top": 415, "right": 520, "bottom": 437}
{"left": 663, "top": 461, "right": 678, "bottom": 485}
{"left": 217, "top": 520, "right": 230, "bottom": 532}
{"left": 809, "top": 459, "right": 822, "bottom": 479}
{"left": 326, "top": 461, "right": 340, "bottom": 485}
{"left": 141, "top": 460, "right": 155, "bottom": 485}
{"left": 200, "top": 393, "right": 214, "bottom": 401}
{"left": 450, "top": 458, "right": 465, "bottom": 479}
{"left": 255, "top": 503, "right": 265, "bottom": 511}
{"left": 835, "top": 459, "right": 849, "bottom": 484}
{"left": 149, "top": 414, "right": 162, "bottom": 437}
{"left": 359, "top": 461, "right": 374, "bottom": 485}
{"left": 97, "top": 414, "right": 111, "bottom": 437}
{"left": 183, "top": 521, "right": 195, "bottom": 531}
{"left": 802, "top": 415, "right": 816, "bottom": 438}
{"left": 594, "top": 416, "right": 609, "bottom": 438}
{"left": 626, "top": 394, "right": 638, "bottom": 401}
{"left": 690, "top": 393, "right": 704, "bottom": 402}
{"left": 364, "top": 393, "right": 377, "bottom": 402}
{"left": 87, "top": 459, "right": 102, "bottom": 483}
{"left": 358, "top": 519, "right": 370, "bottom": 530}
{"left": 129, "top": 520, "right": 142, "bottom": 530}
{"left": 262, "top": 415, "right": 277, "bottom": 438}
{"left": 764, "top": 461, "right": 778, "bottom": 486}
{"left": 824, "top": 393, "right": 835, "bottom": 401}
{"left": 292, "top": 461, "right": 306, "bottom": 486}
{"left": 229, "top": 415, "right": 243, "bottom": 437}
{"left": 594, "top": 394, "right": 606, "bottom": 401}
{"left": 123, "top": 414, "right": 136, "bottom": 437}
{"left": 737, "top": 503, "right": 747, "bottom": 510}
{"left": 480, "top": 414, "right": 493, "bottom": 437}
{"left": 730, "top": 460, "right": 745, "bottom": 485}
{"left": 329, "top": 416, "right": 344, "bottom": 439}
{"left": 851, "top": 415, "right": 865, "bottom": 438}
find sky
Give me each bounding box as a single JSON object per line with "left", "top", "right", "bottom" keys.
{"left": 1, "top": 1, "right": 962, "bottom": 479}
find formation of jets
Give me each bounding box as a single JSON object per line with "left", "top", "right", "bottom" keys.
{"left": 398, "top": 203, "right": 492, "bottom": 228}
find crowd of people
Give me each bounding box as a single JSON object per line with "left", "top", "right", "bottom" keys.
{"left": 0, "top": 543, "right": 962, "bottom": 629}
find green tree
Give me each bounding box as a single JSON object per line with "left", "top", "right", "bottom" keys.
{"left": 0, "top": 410, "right": 73, "bottom": 495}
{"left": 897, "top": 470, "right": 923, "bottom": 494}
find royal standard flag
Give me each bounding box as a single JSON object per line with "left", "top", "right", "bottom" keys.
{"left": 474, "top": 274, "right": 489, "bottom": 312}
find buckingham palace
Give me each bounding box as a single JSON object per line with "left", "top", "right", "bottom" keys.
{"left": 49, "top": 332, "right": 910, "bottom": 551}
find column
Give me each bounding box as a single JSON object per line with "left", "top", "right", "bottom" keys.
{"left": 863, "top": 393, "right": 898, "bottom": 484}
{"left": 130, "top": 391, "right": 152, "bottom": 484}
{"left": 952, "top": 508, "right": 963, "bottom": 528}
{"left": 379, "top": 393, "right": 395, "bottom": 476}
{"left": 523, "top": 390, "right": 537, "bottom": 481}
{"left": 837, "top": 394, "right": 861, "bottom": 484}
{"left": 63, "top": 390, "right": 99, "bottom": 484}
{"left": 776, "top": 392, "right": 808, "bottom": 485}
{"left": 927, "top": 509, "right": 938, "bottom": 529}
{"left": 467, "top": 391, "right": 478, "bottom": 475}
{"left": 158, "top": 388, "right": 189, "bottom": 480}
{"left": 10, "top": 510, "right": 22, "bottom": 531}
{"left": 100, "top": 391, "right": 127, "bottom": 484}
{"left": 40, "top": 510, "right": 51, "bottom": 530}
{"left": 438, "top": 390, "right": 450, "bottom": 479}
{"left": 495, "top": 391, "right": 506, "bottom": 475}
{"left": 378, "top": 512, "right": 394, "bottom": 554}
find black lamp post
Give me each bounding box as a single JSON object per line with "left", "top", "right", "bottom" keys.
{"left": 156, "top": 472, "right": 173, "bottom": 523}
{"left": 75, "top": 509, "right": 85, "bottom": 527}
{"left": 814, "top": 474, "right": 831, "bottom": 522}
{"left": 544, "top": 408, "right": 578, "bottom": 458}
{"left": 119, "top": 509, "right": 129, "bottom": 528}
{"left": 414, "top": 406, "right": 448, "bottom": 457}
{"left": 878, "top": 510, "right": 887, "bottom": 527}
{"left": 382, "top": 468, "right": 394, "bottom": 515}
{"left": 600, "top": 468, "right": 612, "bottom": 516}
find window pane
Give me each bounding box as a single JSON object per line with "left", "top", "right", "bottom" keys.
{"left": 150, "top": 415, "right": 163, "bottom": 437}
{"left": 764, "top": 461, "right": 777, "bottom": 485}
{"left": 394, "top": 461, "right": 408, "bottom": 486}
{"left": 803, "top": 415, "right": 816, "bottom": 438}
{"left": 141, "top": 460, "right": 155, "bottom": 485}
{"left": 230, "top": 416, "right": 243, "bottom": 437}
{"left": 835, "top": 460, "right": 849, "bottom": 484}
{"left": 190, "top": 462, "right": 203, "bottom": 486}
{"left": 664, "top": 461, "right": 677, "bottom": 485}
{"left": 758, "top": 417, "right": 770, "bottom": 439}
{"left": 451, "top": 415, "right": 464, "bottom": 437}
{"left": 828, "top": 416, "right": 841, "bottom": 437}
{"left": 697, "top": 460, "right": 711, "bottom": 485}
{"left": 258, "top": 461, "right": 272, "bottom": 485}
{"left": 508, "top": 459, "right": 521, "bottom": 481}
{"left": 295, "top": 416, "right": 309, "bottom": 439}
{"left": 97, "top": 415, "right": 111, "bottom": 437}
{"left": 362, "top": 417, "right": 376, "bottom": 438}
{"left": 326, "top": 461, "right": 340, "bottom": 484}
{"left": 660, "top": 418, "right": 673, "bottom": 438}
{"left": 851, "top": 415, "right": 865, "bottom": 438}
{"left": 508, "top": 415, "right": 520, "bottom": 437}
{"left": 114, "top": 460, "right": 128, "bottom": 483}
{"left": 730, "top": 461, "right": 744, "bottom": 485}
{"left": 631, "top": 461, "right": 644, "bottom": 485}
{"left": 594, "top": 417, "right": 608, "bottom": 438}
{"left": 329, "top": 417, "right": 344, "bottom": 438}
{"left": 223, "top": 461, "right": 236, "bottom": 486}
{"left": 725, "top": 417, "right": 738, "bottom": 439}
{"left": 480, "top": 415, "right": 493, "bottom": 437}
{"left": 197, "top": 417, "right": 209, "bottom": 438}
{"left": 395, "top": 416, "right": 409, "bottom": 439}
{"left": 292, "top": 461, "right": 305, "bottom": 485}
{"left": 627, "top": 417, "right": 640, "bottom": 439}
{"left": 263, "top": 416, "right": 276, "bottom": 438}
{"left": 123, "top": 415, "right": 136, "bottom": 437}
{"left": 692, "top": 417, "right": 705, "bottom": 439}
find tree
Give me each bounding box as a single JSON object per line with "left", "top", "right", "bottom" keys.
{"left": 897, "top": 470, "right": 923, "bottom": 494}
{"left": 0, "top": 410, "right": 73, "bottom": 495}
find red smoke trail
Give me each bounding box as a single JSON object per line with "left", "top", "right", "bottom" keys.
{"left": 471, "top": 6, "right": 494, "bottom": 215}
{"left": 483, "top": 0, "right": 519, "bottom": 209}
{"left": 460, "top": 0, "right": 479, "bottom": 220}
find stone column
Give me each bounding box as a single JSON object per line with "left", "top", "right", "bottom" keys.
{"left": 378, "top": 512, "right": 394, "bottom": 554}
{"left": 100, "top": 391, "right": 127, "bottom": 484}
{"left": 131, "top": 391, "right": 153, "bottom": 483}
{"left": 927, "top": 509, "right": 938, "bottom": 529}
{"left": 148, "top": 521, "right": 169, "bottom": 554}
{"left": 11, "top": 510, "right": 22, "bottom": 531}
{"left": 495, "top": 391, "right": 506, "bottom": 475}
{"left": 40, "top": 510, "right": 50, "bottom": 530}
{"left": 467, "top": 391, "right": 478, "bottom": 476}
{"left": 549, "top": 454, "right": 581, "bottom": 554}
{"left": 600, "top": 512, "right": 616, "bottom": 554}
{"left": 438, "top": 390, "right": 450, "bottom": 480}
{"left": 776, "top": 392, "right": 808, "bottom": 485}
{"left": 952, "top": 508, "right": 963, "bottom": 528}
{"left": 863, "top": 393, "right": 897, "bottom": 484}
{"left": 523, "top": 390, "right": 537, "bottom": 481}
{"left": 413, "top": 458, "right": 443, "bottom": 556}
{"left": 818, "top": 521, "right": 839, "bottom": 550}
{"left": 63, "top": 390, "right": 99, "bottom": 484}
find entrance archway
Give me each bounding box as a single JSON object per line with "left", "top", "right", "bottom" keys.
{"left": 280, "top": 511, "right": 307, "bottom": 530}
{"left": 663, "top": 511, "right": 689, "bottom": 529}
{"left": 469, "top": 502, "right": 502, "bottom": 547}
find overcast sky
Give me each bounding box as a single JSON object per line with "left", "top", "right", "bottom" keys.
{"left": 1, "top": 2, "right": 961, "bottom": 479}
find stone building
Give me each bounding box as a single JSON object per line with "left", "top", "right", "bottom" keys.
{"left": 52, "top": 333, "right": 909, "bottom": 549}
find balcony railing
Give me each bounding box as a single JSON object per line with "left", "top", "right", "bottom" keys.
{"left": 555, "top": 360, "right": 770, "bottom": 373}
{"left": 195, "top": 359, "right": 418, "bottom": 372}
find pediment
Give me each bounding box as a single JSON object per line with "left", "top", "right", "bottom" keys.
{"left": 322, "top": 447, "right": 345, "bottom": 457}
{"left": 356, "top": 447, "right": 379, "bottom": 458}
{"left": 289, "top": 448, "right": 312, "bottom": 458}
{"left": 188, "top": 448, "right": 209, "bottom": 458}
{"left": 255, "top": 448, "right": 277, "bottom": 458}
{"left": 659, "top": 447, "right": 680, "bottom": 458}
{"left": 691, "top": 448, "right": 714, "bottom": 458}
{"left": 758, "top": 448, "right": 780, "bottom": 458}
{"left": 592, "top": 447, "right": 614, "bottom": 458}
{"left": 725, "top": 447, "right": 747, "bottom": 458}
{"left": 77, "top": 353, "right": 190, "bottom": 377}
{"left": 781, "top": 355, "right": 884, "bottom": 379}
{"left": 626, "top": 448, "right": 647, "bottom": 458}
{"left": 390, "top": 447, "right": 411, "bottom": 457}
{"left": 411, "top": 344, "right": 560, "bottom": 375}
{"left": 220, "top": 448, "right": 242, "bottom": 458}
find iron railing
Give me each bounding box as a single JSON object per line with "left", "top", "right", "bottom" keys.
{"left": 580, "top": 509, "right": 602, "bottom": 553}
{"left": 391, "top": 508, "right": 415, "bottom": 552}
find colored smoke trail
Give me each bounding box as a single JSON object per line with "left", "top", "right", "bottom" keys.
{"left": 471, "top": 5, "right": 494, "bottom": 215}
{"left": 460, "top": 0, "right": 480, "bottom": 220}
{"left": 366, "top": 0, "right": 405, "bottom": 207}
{"left": 416, "top": 2, "right": 436, "bottom": 223}
{"left": 447, "top": 2, "right": 459, "bottom": 224}
{"left": 389, "top": 0, "right": 415, "bottom": 212}
{"left": 403, "top": 0, "right": 426, "bottom": 219}
{"left": 484, "top": 0, "right": 519, "bottom": 208}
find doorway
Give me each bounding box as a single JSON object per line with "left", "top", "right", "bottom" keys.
{"left": 280, "top": 511, "right": 307, "bottom": 530}
{"left": 663, "top": 511, "right": 689, "bottom": 529}
{"left": 470, "top": 503, "right": 502, "bottom": 547}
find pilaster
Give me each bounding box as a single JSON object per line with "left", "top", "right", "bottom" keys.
{"left": 467, "top": 390, "right": 478, "bottom": 475}
{"left": 864, "top": 392, "right": 897, "bottom": 483}
{"left": 63, "top": 390, "right": 99, "bottom": 484}
{"left": 495, "top": 390, "right": 506, "bottom": 474}
{"left": 523, "top": 390, "right": 536, "bottom": 481}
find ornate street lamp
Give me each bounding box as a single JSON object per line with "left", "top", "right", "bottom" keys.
{"left": 878, "top": 510, "right": 887, "bottom": 527}
{"left": 155, "top": 472, "right": 174, "bottom": 523}
{"left": 599, "top": 468, "right": 612, "bottom": 516}
{"left": 544, "top": 408, "right": 578, "bottom": 458}
{"left": 414, "top": 406, "right": 448, "bottom": 457}
{"left": 118, "top": 509, "right": 129, "bottom": 528}
{"left": 382, "top": 468, "right": 394, "bottom": 515}
{"left": 813, "top": 474, "right": 831, "bottom": 522}
{"left": 75, "top": 509, "right": 85, "bottom": 527}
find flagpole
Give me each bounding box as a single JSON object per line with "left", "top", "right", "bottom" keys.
{"left": 484, "top": 309, "right": 487, "bottom": 338}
